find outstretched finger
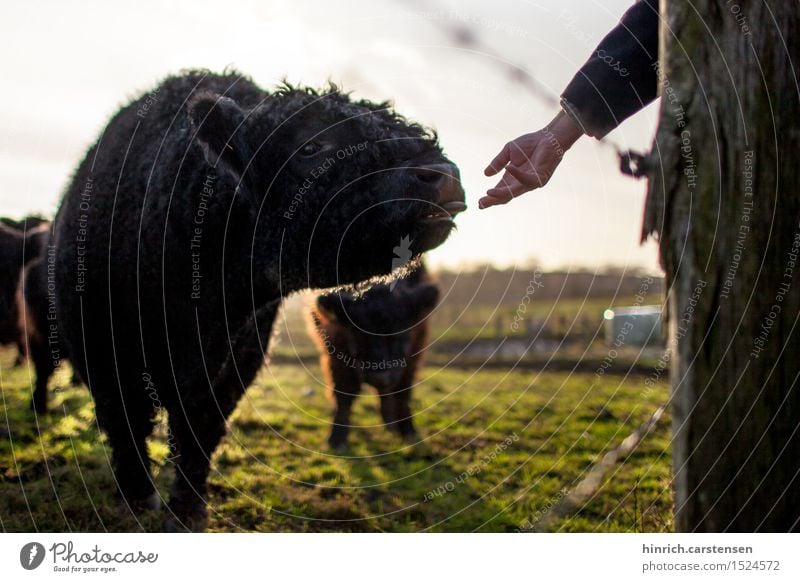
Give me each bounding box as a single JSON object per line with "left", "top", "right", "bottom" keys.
{"left": 484, "top": 143, "right": 510, "bottom": 176}
{"left": 479, "top": 181, "right": 531, "bottom": 209}
{"left": 478, "top": 188, "right": 521, "bottom": 209}
{"left": 478, "top": 193, "right": 511, "bottom": 209}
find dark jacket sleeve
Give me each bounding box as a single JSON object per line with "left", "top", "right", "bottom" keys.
{"left": 561, "top": 0, "right": 659, "bottom": 138}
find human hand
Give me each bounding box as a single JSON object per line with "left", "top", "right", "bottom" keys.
{"left": 480, "top": 110, "right": 583, "bottom": 209}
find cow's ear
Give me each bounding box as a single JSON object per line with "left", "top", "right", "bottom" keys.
{"left": 317, "top": 293, "right": 350, "bottom": 322}
{"left": 188, "top": 92, "right": 250, "bottom": 184}
{"left": 413, "top": 283, "right": 440, "bottom": 315}
{"left": 316, "top": 294, "right": 337, "bottom": 321}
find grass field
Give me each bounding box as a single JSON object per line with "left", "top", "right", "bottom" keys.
{"left": 0, "top": 348, "right": 673, "bottom": 532}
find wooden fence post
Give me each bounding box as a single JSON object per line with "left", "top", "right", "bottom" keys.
{"left": 643, "top": 0, "right": 800, "bottom": 531}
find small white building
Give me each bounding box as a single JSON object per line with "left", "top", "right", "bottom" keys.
{"left": 603, "top": 305, "right": 663, "bottom": 347}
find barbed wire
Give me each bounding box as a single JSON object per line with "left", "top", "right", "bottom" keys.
{"left": 534, "top": 401, "right": 668, "bottom": 531}
{"left": 398, "top": 0, "right": 633, "bottom": 159}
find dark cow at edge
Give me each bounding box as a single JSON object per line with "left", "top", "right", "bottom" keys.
{"left": 18, "top": 251, "right": 81, "bottom": 414}
{"left": 311, "top": 264, "right": 439, "bottom": 449}
{"left": 0, "top": 218, "right": 49, "bottom": 362}
{"left": 51, "top": 70, "right": 465, "bottom": 530}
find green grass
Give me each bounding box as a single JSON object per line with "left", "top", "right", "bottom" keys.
{"left": 0, "top": 351, "right": 672, "bottom": 532}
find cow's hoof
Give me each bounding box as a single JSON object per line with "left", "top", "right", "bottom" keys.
{"left": 400, "top": 430, "right": 419, "bottom": 444}
{"left": 328, "top": 433, "right": 350, "bottom": 453}
{"left": 120, "top": 492, "right": 162, "bottom": 514}
{"left": 404, "top": 439, "right": 435, "bottom": 461}
{"left": 163, "top": 506, "right": 208, "bottom": 532}
{"left": 30, "top": 399, "right": 48, "bottom": 415}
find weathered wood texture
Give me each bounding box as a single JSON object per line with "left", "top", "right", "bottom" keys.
{"left": 643, "top": 0, "right": 800, "bottom": 531}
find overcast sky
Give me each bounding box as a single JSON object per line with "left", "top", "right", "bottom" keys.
{"left": 0, "top": 0, "right": 661, "bottom": 272}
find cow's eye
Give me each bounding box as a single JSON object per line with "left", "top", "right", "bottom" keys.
{"left": 300, "top": 142, "right": 323, "bottom": 157}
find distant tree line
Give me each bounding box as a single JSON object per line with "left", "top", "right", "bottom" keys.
{"left": 434, "top": 264, "right": 663, "bottom": 306}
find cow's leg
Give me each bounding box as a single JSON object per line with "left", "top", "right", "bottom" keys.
{"left": 329, "top": 382, "right": 361, "bottom": 449}
{"left": 94, "top": 385, "right": 159, "bottom": 513}
{"left": 379, "top": 393, "right": 398, "bottom": 432}
{"left": 163, "top": 303, "right": 273, "bottom": 530}
{"left": 393, "top": 384, "right": 418, "bottom": 441}
{"left": 29, "top": 342, "right": 55, "bottom": 414}
{"left": 165, "top": 407, "right": 230, "bottom": 531}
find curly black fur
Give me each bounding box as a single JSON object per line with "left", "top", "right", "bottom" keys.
{"left": 50, "top": 70, "right": 464, "bottom": 530}
{"left": 311, "top": 264, "right": 439, "bottom": 449}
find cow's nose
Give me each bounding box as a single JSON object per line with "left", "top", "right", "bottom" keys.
{"left": 413, "top": 163, "right": 452, "bottom": 185}
{"left": 413, "top": 163, "right": 467, "bottom": 215}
